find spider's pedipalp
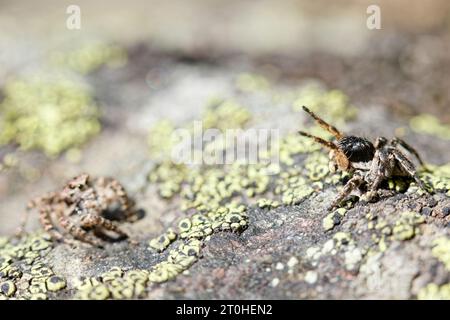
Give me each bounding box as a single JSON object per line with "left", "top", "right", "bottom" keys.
{"left": 301, "top": 106, "right": 344, "bottom": 139}
{"left": 298, "top": 130, "right": 351, "bottom": 170}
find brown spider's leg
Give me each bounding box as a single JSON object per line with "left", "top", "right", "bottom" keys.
{"left": 15, "top": 202, "right": 35, "bottom": 236}
{"left": 301, "top": 106, "right": 343, "bottom": 139}
{"left": 39, "top": 205, "right": 66, "bottom": 243}
{"left": 80, "top": 214, "right": 129, "bottom": 239}
{"left": 110, "top": 180, "right": 135, "bottom": 220}
{"left": 391, "top": 148, "right": 429, "bottom": 192}
{"left": 16, "top": 194, "right": 53, "bottom": 236}
{"left": 391, "top": 137, "right": 428, "bottom": 171}
{"left": 328, "top": 172, "right": 364, "bottom": 211}
{"left": 59, "top": 216, "right": 104, "bottom": 248}
{"left": 298, "top": 131, "right": 340, "bottom": 151}
{"left": 364, "top": 151, "right": 393, "bottom": 202}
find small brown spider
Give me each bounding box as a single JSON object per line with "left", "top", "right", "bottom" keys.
{"left": 19, "top": 173, "right": 136, "bottom": 247}
{"left": 298, "top": 106, "right": 429, "bottom": 211}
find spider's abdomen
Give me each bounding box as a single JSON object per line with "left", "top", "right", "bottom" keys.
{"left": 338, "top": 136, "right": 375, "bottom": 163}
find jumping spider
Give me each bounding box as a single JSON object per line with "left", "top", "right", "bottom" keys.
{"left": 298, "top": 106, "right": 429, "bottom": 211}
{"left": 20, "top": 173, "right": 136, "bottom": 248}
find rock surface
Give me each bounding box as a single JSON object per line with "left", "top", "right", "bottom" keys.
{"left": 1, "top": 1, "right": 450, "bottom": 300}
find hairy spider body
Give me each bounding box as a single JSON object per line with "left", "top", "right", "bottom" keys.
{"left": 20, "top": 174, "right": 135, "bottom": 247}
{"left": 299, "top": 106, "right": 428, "bottom": 211}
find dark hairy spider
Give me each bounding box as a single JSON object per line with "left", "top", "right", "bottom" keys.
{"left": 298, "top": 106, "right": 429, "bottom": 211}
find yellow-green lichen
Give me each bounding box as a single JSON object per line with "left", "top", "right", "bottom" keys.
{"left": 0, "top": 77, "right": 100, "bottom": 157}
{"left": 144, "top": 86, "right": 359, "bottom": 286}
{"left": 419, "top": 163, "right": 450, "bottom": 195}
{"left": 235, "top": 73, "right": 270, "bottom": 93}
{"left": 149, "top": 228, "right": 177, "bottom": 252}
{"left": 201, "top": 99, "right": 251, "bottom": 131}
{"left": 74, "top": 268, "right": 149, "bottom": 300}
{"left": 148, "top": 120, "right": 179, "bottom": 160}
{"left": 410, "top": 114, "right": 450, "bottom": 140}
{"left": 322, "top": 208, "right": 346, "bottom": 231}
{"left": 293, "top": 83, "right": 358, "bottom": 125}
{"left": 418, "top": 283, "right": 450, "bottom": 300}
{"left": 0, "top": 232, "right": 65, "bottom": 300}
{"left": 0, "top": 280, "right": 16, "bottom": 297}
{"left": 50, "top": 43, "right": 127, "bottom": 74}
{"left": 431, "top": 237, "right": 450, "bottom": 271}
{"left": 392, "top": 211, "right": 425, "bottom": 241}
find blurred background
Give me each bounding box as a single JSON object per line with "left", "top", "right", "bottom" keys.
{"left": 1, "top": 0, "right": 450, "bottom": 234}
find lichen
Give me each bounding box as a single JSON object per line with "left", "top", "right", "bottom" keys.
{"left": 50, "top": 43, "right": 127, "bottom": 74}
{"left": 74, "top": 267, "right": 149, "bottom": 300}
{"left": 0, "top": 77, "right": 100, "bottom": 157}
{"left": 392, "top": 211, "right": 425, "bottom": 241}
{"left": 410, "top": 113, "right": 450, "bottom": 140}
{"left": 431, "top": 237, "right": 450, "bottom": 271}
{"left": 293, "top": 83, "right": 358, "bottom": 125}
{"left": 0, "top": 232, "right": 66, "bottom": 300}
{"left": 419, "top": 163, "right": 450, "bottom": 195}
{"left": 322, "top": 208, "right": 347, "bottom": 231}
{"left": 235, "top": 73, "right": 270, "bottom": 93}
{"left": 417, "top": 283, "right": 450, "bottom": 300}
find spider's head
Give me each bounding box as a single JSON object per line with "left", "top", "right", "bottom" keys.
{"left": 299, "top": 106, "right": 375, "bottom": 173}
{"left": 62, "top": 173, "right": 90, "bottom": 201}
{"left": 374, "top": 137, "right": 388, "bottom": 149}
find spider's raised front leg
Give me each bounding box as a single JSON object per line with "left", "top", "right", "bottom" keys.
{"left": 328, "top": 171, "right": 364, "bottom": 211}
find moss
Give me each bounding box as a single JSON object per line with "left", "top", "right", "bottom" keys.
{"left": 431, "top": 237, "right": 450, "bottom": 271}
{"left": 0, "top": 77, "right": 100, "bottom": 157}
{"left": 417, "top": 283, "right": 450, "bottom": 300}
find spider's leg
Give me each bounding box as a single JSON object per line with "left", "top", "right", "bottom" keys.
{"left": 328, "top": 172, "right": 364, "bottom": 211}
{"left": 391, "top": 137, "right": 428, "bottom": 171}
{"left": 39, "top": 205, "right": 66, "bottom": 243}
{"left": 16, "top": 193, "right": 55, "bottom": 236}
{"left": 391, "top": 148, "right": 429, "bottom": 192}
{"left": 298, "top": 131, "right": 340, "bottom": 151}
{"left": 99, "top": 178, "right": 134, "bottom": 220}
{"left": 301, "top": 106, "right": 344, "bottom": 139}
{"left": 59, "top": 216, "right": 104, "bottom": 248}
{"left": 364, "top": 150, "right": 394, "bottom": 201}
{"left": 80, "top": 214, "right": 129, "bottom": 239}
